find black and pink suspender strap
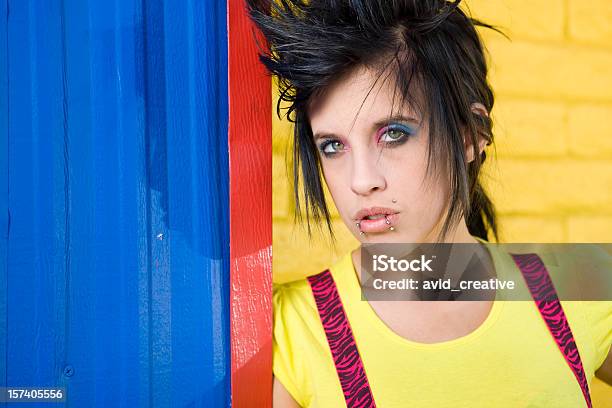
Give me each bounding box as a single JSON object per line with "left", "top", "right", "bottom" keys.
{"left": 510, "top": 253, "right": 592, "bottom": 408}
{"left": 307, "top": 269, "right": 377, "bottom": 408}
{"left": 307, "top": 253, "right": 592, "bottom": 408}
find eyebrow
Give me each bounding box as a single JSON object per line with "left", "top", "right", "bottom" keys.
{"left": 373, "top": 114, "right": 420, "bottom": 129}
{"left": 313, "top": 114, "right": 420, "bottom": 141}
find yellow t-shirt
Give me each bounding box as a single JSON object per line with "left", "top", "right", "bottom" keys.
{"left": 272, "top": 240, "right": 612, "bottom": 407}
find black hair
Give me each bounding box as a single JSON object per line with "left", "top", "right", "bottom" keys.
{"left": 247, "top": 0, "right": 505, "bottom": 243}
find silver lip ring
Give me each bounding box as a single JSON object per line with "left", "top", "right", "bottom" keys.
{"left": 356, "top": 221, "right": 364, "bottom": 236}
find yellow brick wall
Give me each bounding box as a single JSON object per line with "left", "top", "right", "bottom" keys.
{"left": 272, "top": 0, "right": 612, "bottom": 401}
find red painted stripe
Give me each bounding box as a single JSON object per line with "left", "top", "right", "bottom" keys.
{"left": 228, "top": 0, "right": 273, "bottom": 406}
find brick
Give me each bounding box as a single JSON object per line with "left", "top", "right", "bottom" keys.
{"left": 497, "top": 215, "right": 565, "bottom": 242}
{"left": 482, "top": 159, "right": 612, "bottom": 214}
{"left": 272, "top": 116, "right": 293, "bottom": 155}
{"left": 568, "top": 216, "right": 612, "bottom": 242}
{"left": 568, "top": 104, "right": 612, "bottom": 158}
{"left": 492, "top": 99, "right": 567, "bottom": 157}
{"left": 486, "top": 40, "right": 612, "bottom": 101}
{"left": 272, "top": 80, "right": 295, "bottom": 155}
{"left": 568, "top": 0, "right": 612, "bottom": 47}
{"left": 273, "top": 153, "right": 291, "bottom": 218}
{"left": 467, "top": 0, "right": 564, "bottom": 41}
{"left": 273, "top": 219, "right": 359, "bottom": 283}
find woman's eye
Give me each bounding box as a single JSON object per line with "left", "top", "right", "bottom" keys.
{"left": 319, "top": 140, "right": 344, "bottom": 156}
{"left": 378, "top": 124, "right": 415, "bottom": 145}
{"left": 380, "top": 129, "right": 404, "bottom": 142}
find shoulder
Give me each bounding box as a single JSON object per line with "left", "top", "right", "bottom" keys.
{"left": 575, "top": 300, "right": 612, "bottom": 371}
{"left": 272, "top": 269, "right": 339, "bottom": 342}
{"left": 272, "top": 251, "right": 356, "bottom": 346}
{"left": 272, "top": 277, "right": 318, "bottom": 324}
{"left": 273, "top": 251, "right": 354, "bottom": 320}
{"left": 272, "top": 268, "right": 336, "bottom": 334}
{"left": 495, "top": 244, "right": 611, "bottom": 370}
{"left": 550, "top": 244, "right": 612, "bottom": 371}
{"left": 553, "top": 243, "right": 611, "bottom": 273}
{"left": 271, "top": 274, "right": 330, "bottom": 408}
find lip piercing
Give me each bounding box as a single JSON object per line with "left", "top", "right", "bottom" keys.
{"left": 356, "top": 221, "right": 366, "bottom": 236}
{"left": 392, "top": 199, "right": 397, "bottom": 203}
{"left": 356, "top": 218, "right": 394, "bottom": 234}
{"left": 384, "top": 215, "right": 395, "bottom": 231}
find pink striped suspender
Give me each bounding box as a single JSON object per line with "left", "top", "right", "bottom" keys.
{"left": 307, "top": 269, "right": 377, "bottom": 408}
{"left": 510, "top": 253, "right": 592, "bottom": 408}
{"left": 307, "top": 253, "right": 592, "bottom": 408}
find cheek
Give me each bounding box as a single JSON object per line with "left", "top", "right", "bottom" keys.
{"left": 320, "top": 164, "right": 357, "bottom": 225}
{"left": 390, "top": 158, "right": 448, "bottom": 210}
{"left": 320, "top": 165, "right": 346, "bottom": 205}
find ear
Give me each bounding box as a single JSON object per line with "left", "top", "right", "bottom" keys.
{"left": 464, "top": 102, "right": 490, "bottom": 163}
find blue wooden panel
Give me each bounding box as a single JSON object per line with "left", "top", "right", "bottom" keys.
{"left": 5, "top": 2, "right": 67, "bottom": 401}
{"left": 0, "top": 0, "right": 7, "bottom": 394}
{"left": 1, "top": 0, "right": 230, "bottom": 406}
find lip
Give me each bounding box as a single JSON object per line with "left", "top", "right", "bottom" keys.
{"left": 354, "top": 207, "right": 400, "bottom": 233}
{"left": 353, "top": 206, "right": 398, "bottom": 221}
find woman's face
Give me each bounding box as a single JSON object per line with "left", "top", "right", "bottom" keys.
{"left": 308, "top": 65, "right": 454, "bottom": 244}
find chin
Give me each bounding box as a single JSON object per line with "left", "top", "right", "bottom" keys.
{"left": 377, "top": 233, "right": 429, "bottom": 244}
{"left": 358, "top": 232, "right": 409, "bottom": 244}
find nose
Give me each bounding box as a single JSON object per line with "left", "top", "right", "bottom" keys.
{"left": 350, "top": 149, "right": 387, "bottom": 196}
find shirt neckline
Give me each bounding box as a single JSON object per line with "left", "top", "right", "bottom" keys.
{"left": 332, "top": 237, "right": 507, "bottom": 350}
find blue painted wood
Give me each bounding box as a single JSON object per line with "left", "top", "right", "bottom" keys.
{"left": 0, "top": 0, "right": 7, "bottom": 396}
{"left": 1, "top": 0, "right": 230, "bottom": 406}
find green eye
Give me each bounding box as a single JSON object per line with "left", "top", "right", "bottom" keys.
{"left": 382, "top": 129, "right": 404, "bottom": 141}
{"left": 320, "top": 140, "right": 344, "bottom": 156}
{"left": 378, "top": 123, "right": 416, "bottom": 145}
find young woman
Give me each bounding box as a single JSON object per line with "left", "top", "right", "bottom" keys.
{"left": 247, "top": 1, "right": 612, "bottom": 406}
